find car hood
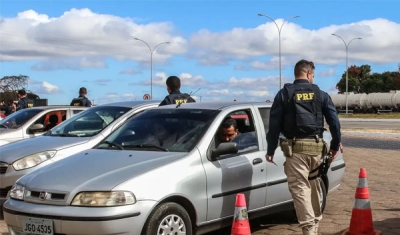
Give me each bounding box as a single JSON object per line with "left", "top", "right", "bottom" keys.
{"left": 0, "top": 136, "right": 90, "bottom": 163}
{"left": 21, "top": 149, "right": 187, "bottom": 193}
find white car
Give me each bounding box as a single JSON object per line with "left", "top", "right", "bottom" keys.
{"left": 0, "top": 106, "right": 87, "bottom": 146}
{"left": 0, "top": 100, "right": 159, "bottom": 207}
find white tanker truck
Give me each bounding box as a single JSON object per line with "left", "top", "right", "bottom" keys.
{"left": 330, "top": 90, "right": 400, "bottom": 113}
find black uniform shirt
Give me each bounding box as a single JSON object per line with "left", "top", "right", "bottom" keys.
{"left": 159, "top": 91, "right": 196, "bottom": 106}
{"left": 266, "top": 79, "right": 341, "bottom": 155}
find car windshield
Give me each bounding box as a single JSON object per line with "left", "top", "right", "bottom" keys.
{"left": 46, "top": 106, "right": 131, "bottom": 137}
{"left": 0, "top": 109, "right": 43, "bottom": 129}
{"left": 96, "top": 109, "right": 220, "bottom": 152}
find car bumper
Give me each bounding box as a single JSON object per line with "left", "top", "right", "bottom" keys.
{"left": 3, "top": 198, "right": 156, "bottom": 235}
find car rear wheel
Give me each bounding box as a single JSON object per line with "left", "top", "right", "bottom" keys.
{"left": 142, "top": 202, "right": 192, "bottom": 235}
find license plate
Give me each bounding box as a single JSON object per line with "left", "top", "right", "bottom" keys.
{"left": 21, "top": 217, "right": 53, "bottom": 235}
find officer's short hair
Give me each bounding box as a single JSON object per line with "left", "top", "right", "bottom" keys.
{"left": 220, "top": 118, "right": 237, "bottom": 130}
{"left": 17, "top": 89, "right": 27, "bottom": 96}
{"left": 294, "top": 59, "right": 315, "bottom": 77}
{"left": 79, "top": 87, "right": 87, "bottom": 95}
{"left": 166, "top": 76, "right": 181, "bottom": 92}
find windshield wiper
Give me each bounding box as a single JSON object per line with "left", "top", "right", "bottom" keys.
{"left": 0, "top": 124, "right": 8, "bottom": 129}
{"left": 126, "top": 144, "right": 169, "bottom": 152}
{"left": 102, "top": 141, "right": 124, "bottom": 150}
{"left": 50, "top": 133, "right": 80, "bottom": 137}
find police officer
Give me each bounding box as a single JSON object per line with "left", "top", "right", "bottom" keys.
{"left": 70, "top": 87, "right": 92, "bottom": 107}
{"left": 265, "top": 59, "right": 341, "bottom": 235}
{"left": 159, "top": 76, "right": 196, "bottom": 106}
{"left": 16, "top": 89, "right": 33, "bottom": 111}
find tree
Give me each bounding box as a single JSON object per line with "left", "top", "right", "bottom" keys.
{"left": 0, "top": 75, "right": 33, "bottom": 102}
{"left": 336, "top": 65, "right": 400, "bottom": 94}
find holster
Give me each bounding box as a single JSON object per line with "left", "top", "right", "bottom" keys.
{"left": 279, "top": 138, "right": 293, "bottom": 158}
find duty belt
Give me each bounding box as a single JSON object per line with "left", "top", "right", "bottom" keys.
{"left": 292, "top": 139, "right": 325, "bottom": 153}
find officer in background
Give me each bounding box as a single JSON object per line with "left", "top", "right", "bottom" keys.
{"left": 16, "top": 89, "right": 33, "bottom": 111}
{"left": 159, "top": 76, "right": 196, "bottom": 106}
{"left": 70, "top": 87, "right": 92, "bottom": 107}
{"left": 265, "top": 59, "right": 341, "bottom": 235}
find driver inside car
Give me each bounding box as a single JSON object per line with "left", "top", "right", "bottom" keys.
{"left": 216, "top": 118, "right": 257, "bottom": 151}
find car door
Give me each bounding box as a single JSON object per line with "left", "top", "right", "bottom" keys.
{"left": 202, "top": 107, "right": 267, "bottom": 220}
{"left": 25, "top": 109, "right": 67, "bottom": 138}
{"left": 255, "top": 106, "right": 293, "bottom": 206}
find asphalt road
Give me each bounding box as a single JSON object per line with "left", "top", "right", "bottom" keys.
{"left": 338, "top": 119, "right": 400, "bottom": 131}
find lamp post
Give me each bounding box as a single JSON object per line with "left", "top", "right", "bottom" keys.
{"left": 134, "top": 38, "right": 170, "bottom": 100}
{"left": 258, "top": 14, "right": 299, "bottom": 89}
{"left": 331, "top": 34, "right": 362, "bottom": 114}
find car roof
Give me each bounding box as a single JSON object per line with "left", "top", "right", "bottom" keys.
{"left": 154, "top": 101, "right": 272, "bottom": 110}
{"left": 25, "top": 106, "right": 88, "bottom": 110}
{"left": 96, "top": 100, "right": 161, "bottom": 108}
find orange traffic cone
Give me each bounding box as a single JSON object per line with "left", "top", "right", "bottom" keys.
{"left": 231, "top": 193, "right": 251, "bottom": 235}
{"left": 342, "top": 168, "right": 381, "bottom": 235}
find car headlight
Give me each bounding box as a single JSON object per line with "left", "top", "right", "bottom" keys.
{"left": 71, "top": 191, "right": 136, "bottom": 207}
{"left": 9, "top": 184, "right": 25, "bottom": 200}
{"left": 12, "top": 151, "right": 57, "bottom": 171}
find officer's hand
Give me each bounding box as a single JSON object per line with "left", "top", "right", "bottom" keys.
{"left": 265, "top": 154, "right": 274, "bottom": 163}
{"left": 329, "top": 149, "right": 338, "bottom": 160}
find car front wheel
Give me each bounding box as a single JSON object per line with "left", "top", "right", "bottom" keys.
{"left": 142, "top": 202, "right": 192, "bottom": 235}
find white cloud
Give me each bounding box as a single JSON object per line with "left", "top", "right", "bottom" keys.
{"left": 190, "top": 18, "right": 400, "bottom": 65}
{"left": 31, "top": 57, "right": 108, "bottom": 71}
{"left": 95, "top": 92, "right": 139, "bottom": 104}
{"left": 119, "top": 69, "right": 140, "bottom": 75}
{"left": 139, "top": 72, "right": 207, "bottom": 87}
{"left": 319, "top": 68, "right": 335, "bottom": 77}
{"left": 34, "top": 81, "right": 60, "bottom": 94}
{"left": 0, "top": 8, "right": 187, "bottom": 63}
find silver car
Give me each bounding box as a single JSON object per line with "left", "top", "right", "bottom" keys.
{"left": 3, "top": 102, "right": 346, "bottom": 235}
{"left": 0, "top": 100, "right": 159, "bottom": 206}
{"left": 0, "top": 106, "right": 88, "bottom": 147}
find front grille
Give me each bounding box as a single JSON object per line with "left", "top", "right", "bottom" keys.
{"left": 29, "top": 190, "right": 66, "bottom": 201}
{"left": 0, "top": 186, "right": 12, "bottom": 198}
{"left": 0, "top": 162, "right": 8, "bottom": 174}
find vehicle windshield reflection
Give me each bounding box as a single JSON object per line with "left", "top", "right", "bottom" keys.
{"left": 0, "top": 109, "right": 43, "bottom": 129}
{"left": 96, "top": 109, "right": 220, "bottom": 152}
{"left": 48, "top": 106, "right": 131, "bottom": 137}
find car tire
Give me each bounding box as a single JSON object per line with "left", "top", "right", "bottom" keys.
{"left": 142, "top": 202, "right": 193, "bottom": 235}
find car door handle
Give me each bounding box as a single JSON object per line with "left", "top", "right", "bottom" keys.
{"left": 253, "top": 158, "right": 263, "bottom": 165}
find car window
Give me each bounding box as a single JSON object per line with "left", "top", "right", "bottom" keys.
{"left": 28, "top": 110, "right": 67, "bottom": 133}
{"left": 0, "top": 109, "right": 43, "bottom": 129}
{"left": 96, "top": 109, "right": 220, "bottom": 152}
{"left": 73, "top": 109, "right": 84, "bottom": 115}
{"left": 208, "top": 109, "right": 259, "bottom": 157}
{"left": 257, "top": 108, "right": 271, "bottom": 133}
{"left": 47, "top": 106, "right": 131, "bottom": 137}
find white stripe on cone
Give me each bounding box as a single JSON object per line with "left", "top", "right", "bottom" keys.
{"left": 357, "top": 178, "right": 368, "bottom": 188}
{"left": 233, "top": 206, "right": 248, "bottom": 221}
{"left": 354, "top": 199, "right": 371, "bottom": 209}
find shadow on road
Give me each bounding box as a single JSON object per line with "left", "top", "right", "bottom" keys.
{"left": 329, "top": 218, "right": 400, "bottom": 235}
{"left": 205, "top": 211, "right": 298, "bottom": 234}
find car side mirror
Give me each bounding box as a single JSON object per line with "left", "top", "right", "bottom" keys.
{"left": 29, "top": 124, "right": 45, "bottom": 132}
{"left": 211, "top": 142, "right": 238, "bottom": 160}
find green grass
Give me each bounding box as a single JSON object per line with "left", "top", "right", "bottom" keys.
{"left": 339, "top": 112, "right": 400, "bottom": 119}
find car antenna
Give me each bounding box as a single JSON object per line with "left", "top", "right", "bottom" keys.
{"left": 176, "top": 88, "right": 201, "bottom": 108}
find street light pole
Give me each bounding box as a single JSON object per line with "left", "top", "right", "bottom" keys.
{"left": 134, "top": 38, "right": 170, "bottom": 100}
{"left": 331, "top": 34, "right": 362, "bottom": 114}
{"left": 258, "top": 14, "right": 299, "bottom": 89}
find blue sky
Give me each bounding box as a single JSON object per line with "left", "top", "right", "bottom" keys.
{"left": 1, "top": 0, "right": 399, "bottom": 105}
